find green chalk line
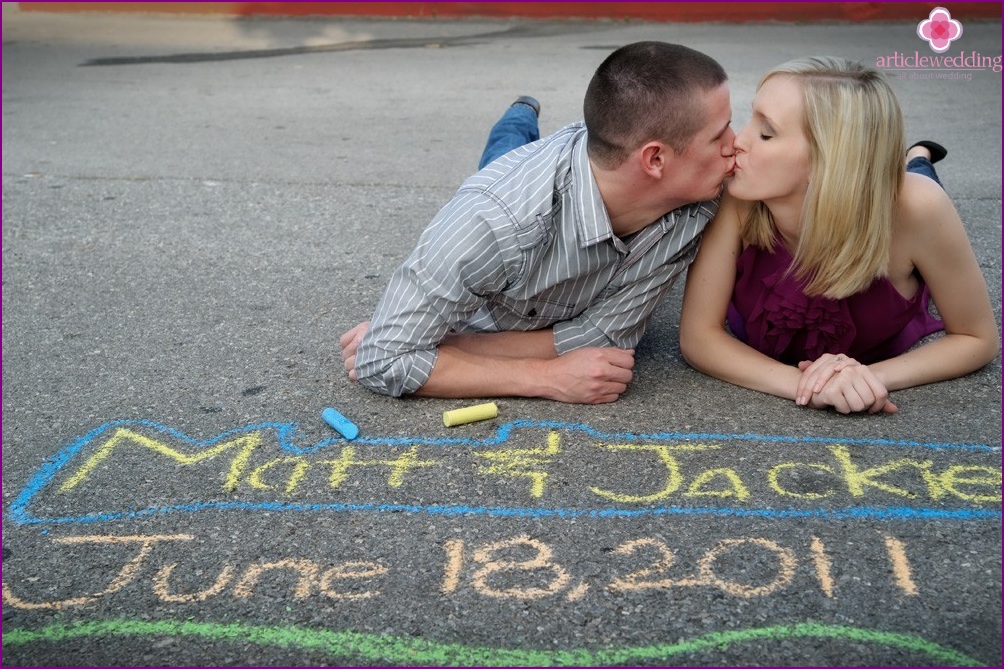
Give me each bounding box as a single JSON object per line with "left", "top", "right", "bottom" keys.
{"left": 2, "top": 619, "right": 985, "bottom": 666}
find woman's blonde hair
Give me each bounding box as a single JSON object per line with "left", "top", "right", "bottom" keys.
{"left": 741, "top": 57, "right": 905, "bottom": 298}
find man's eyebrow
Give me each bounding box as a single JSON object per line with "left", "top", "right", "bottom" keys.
{"left": 711, "top": 119, "right": 732, "bottom": 140}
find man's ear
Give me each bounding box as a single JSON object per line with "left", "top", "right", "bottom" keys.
{"left": 638, "top": 141, "right": 671, "bottom": 178}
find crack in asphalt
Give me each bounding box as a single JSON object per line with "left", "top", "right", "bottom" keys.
{"left": 80, "top": 23, "right": 611, "bottom": 66}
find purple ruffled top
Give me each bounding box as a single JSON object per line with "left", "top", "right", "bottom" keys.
{"left": 727, "top": 240, "right": 944, "bottom": 364}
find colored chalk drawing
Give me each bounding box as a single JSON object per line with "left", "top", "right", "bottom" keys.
{"left": 1, "top": 530, "right": 926, "bottom": 607}
{"left": 3, "top": 418, "right": 1000, "bottom": 665}
{"left": 0, "top": 528, "right": 991, "bottom": 665}
{"left": 9, "top": 419, "right": 1001, "bottom": 526}
{"left": 1, "top": 620, "right": 987, "bottom": 666}
{"left": 0, "top": 618, "right": 987, "bottom": 662}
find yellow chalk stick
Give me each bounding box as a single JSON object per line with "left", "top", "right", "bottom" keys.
{"left": 443, "top": 402, "right": 499, "bottom": 427}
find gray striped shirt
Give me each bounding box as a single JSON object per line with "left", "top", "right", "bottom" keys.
{"left": 355, "top": 122, "right": 718, "bottom": 396}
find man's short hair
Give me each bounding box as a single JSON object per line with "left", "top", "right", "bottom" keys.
{"left": 584, "top": 41, "right": 728, "bottom": 168}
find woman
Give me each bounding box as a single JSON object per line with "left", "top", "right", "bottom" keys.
{"left": 679, "top": 57, "right": 999, "bottom": 414}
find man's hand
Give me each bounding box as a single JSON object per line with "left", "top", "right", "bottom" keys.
{"left": 338, "top": 321, "right": 370, "bottom": 382}
{"left": 797, "top": 354, "right": 897, "bottom": 414}
{"left": 540, "top": 347, "right": 635, "bottom": 404}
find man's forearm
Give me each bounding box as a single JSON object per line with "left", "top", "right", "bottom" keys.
{"left": 412, "top": 344, "right": 550, "bottom": 398}
{"left": 412, "top": 341, "right": 636, "bottom": 404}
{"left": 441, "top": 329, "right": 558, "bottom": 360}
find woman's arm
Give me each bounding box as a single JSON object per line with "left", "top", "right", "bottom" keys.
{"left": 866, "top": 173, "right": 1000, "bottom": 390}
{"left": 679, "top": 195, "right": 807, "bottom": 400}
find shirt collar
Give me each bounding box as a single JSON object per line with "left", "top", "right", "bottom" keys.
{"left": 570, "top": 129, "right": 618, "bottom": 250}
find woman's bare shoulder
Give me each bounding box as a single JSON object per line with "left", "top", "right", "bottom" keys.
{"left": 895, "top": 172, "right": 954, "bottom": 231}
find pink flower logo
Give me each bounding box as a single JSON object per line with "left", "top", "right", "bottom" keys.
{"left": 917, "top": 7, "right": 963, "bottom": 53}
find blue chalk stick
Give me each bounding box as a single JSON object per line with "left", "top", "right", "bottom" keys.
{"left": 322, "top": 407, "right": 359, "bottom": 440}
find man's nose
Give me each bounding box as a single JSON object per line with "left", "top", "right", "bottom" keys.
{"left": 731, "top": 126, "right": 749, "bottom": 154}
{"left": 722, "top": 127, "right": 737, "bottom": 156}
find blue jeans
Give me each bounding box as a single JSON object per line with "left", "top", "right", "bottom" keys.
{"left": 907, "top": 156, "right": 943, "bottom": 188}
{"left": 478, "top": 103, "right": 540, "bottom": 169}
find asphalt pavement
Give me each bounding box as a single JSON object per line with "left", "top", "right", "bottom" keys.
{"left": 2, "top": 5, "right": 1001, "bottom": 666}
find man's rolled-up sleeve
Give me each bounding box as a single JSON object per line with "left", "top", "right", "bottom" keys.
{"left": 353, "top": 193, "right": 516, "bottom": 396}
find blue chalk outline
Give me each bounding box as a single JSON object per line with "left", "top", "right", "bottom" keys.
{"left": 7, "top": 419, "right": 1001, "bottom": 527}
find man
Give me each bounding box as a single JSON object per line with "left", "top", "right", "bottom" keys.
{"left": 340, "top": 42, "right": 735, "bottom": 404}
